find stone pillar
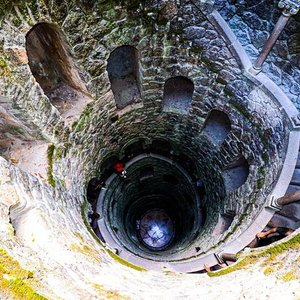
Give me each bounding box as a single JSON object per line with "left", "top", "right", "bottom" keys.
{"left": 221, "top": 253, "right": 238, "bottom": 263}
{"left": 254, "top": 0, "right": 300, "bottom": 70}
{"left": 215, "top": 253, "right": 238, "bottom": 264}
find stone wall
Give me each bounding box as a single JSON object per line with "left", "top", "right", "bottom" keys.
{"left": 0, "top": 0, "right": 299, "bottom": 298}
{"left": 218, "top": 0, "right": 300, "bottom": 110}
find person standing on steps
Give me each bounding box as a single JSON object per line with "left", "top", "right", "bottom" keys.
{"left": 112, "top": 162, "right": 127, "bottom": 178}
{"left": 247, "top": 226, "right": 294, "bottom": 248}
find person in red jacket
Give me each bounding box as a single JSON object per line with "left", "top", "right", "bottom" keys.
{"left": 112, "top": 162, "right": 127, "bottom": 178}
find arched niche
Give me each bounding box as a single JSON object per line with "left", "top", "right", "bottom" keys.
{"left": 162, "top": 76, "right": 194, "bottom": 113}
{"left": 222, "top": 155, "right": 249, "bottom": 192}
{"left": 149, "top": 139, "right": 173, "bottom": 156}
{"left": 122, "top": 139, "right": 146, "bottom": 160}
{"left": 107, "top": 45, "right": 142, "bottom": 109}
{"left": 212, "top": 211, "right": 235, "bottom": 236}
{"left": 202, "top": 110, "right": 231, "bottom": 146}
{"left": 26, "top": 22, "right": 88, "bottom": 112}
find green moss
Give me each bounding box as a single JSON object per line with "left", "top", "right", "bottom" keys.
{"left": 0, "top": 0, "right": 21, "bottom": 18}
{"left": 54, "top": 147, "right": 64, "bottom": 159}
{"left": 80, "top": 200, "right": 146, "bottom": 272}
{"left": 73, "top": 117, "right": 86, "bottom": 131}
{"left": 96, "top": 0, "right": 116, "bottom": 12}
{"left": 46, "top": 144, "right": 55, "bottom": 187}
{"left": 201, "top": 57, "right": 211, "bottom": 66}
{"left": 216, "top": 77, "right": 227, "bottom": 85}
{"left": 230, "top": 101, "right": 252, "bottom": 120}
{"left": 256, "top": 178, "right": 264, "bottom": 189}
{"left": 2, "top": 278, "right": 47, "bottom": 300}
{"left": 107, "top": 250, "right": 146, "bottom": 272}
{"left": 0, "top": 248, "right": 47, "bottom": 299}
{"left": 54, "top": 143, "right": 71, "bottom": 160}
{"left": 71, "top": 120, "right": 78, "bottom": 130}
{"left": 80, "top": 200, "right": 106, "bottom": 249}
{"left": 5, "top": 124, "right": 25, "bottom": 136}
{"left": 7, "top": 224, "right": 15, "bottom": 236}
{"left": 0, "top": 56, "right": 11, "bottom": 77}
{"left": 17, "top": 1, "right": 39, "bottom": 26}
{"left": 0, "top": 0, "right": 39, "bottom": 26}
{"left": 70, "top": 243, "right": 101, "bottom": 262}
{"left": 207, "top": 256, "right": 258, "bottom": 277}
{"left": 209, "top": 234, "right": 300, "bottom": 277}
{"left": 260, "top": 233, "right": 300, "bottom": 261}
{"left": 263, "top": 266, "right": 274, "bottom": 275}
{"left": 92, "top": 283, "right": 129, "bottom": 300}
{"left": 72, "top": 103, "right": 93, "bottom": 132}
{"left": 282, "top": 270, "right": 297, "bottom": 282}
{"left": 54, "top": 143, "right": 72, "bottom": 159}
{"left": 257, "top": 167, "right": 266, "bottom": 189}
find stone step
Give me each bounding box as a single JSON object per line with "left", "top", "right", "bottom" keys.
{"left": 274, "top": 157, "right": 300, "bottom": 232}
{"left": 286, "top": 184, "right": 300, "bottom": 194}
{"left": 268, "top": 213, "right": 299, "bottom": 230}
{"left": 290, "top": 169, "right": 300, "bottom": 186}
{"left": 296, "top": 151, "right": 300, "bottom": 168}
{"left": 277, "top": 202, "right": 300, "bottom": 222}
{"left": 212, "top": 213, "right": 234, "bottom": 236}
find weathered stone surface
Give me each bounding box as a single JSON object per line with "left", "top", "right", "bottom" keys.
{"left": 0, "top": 0, "right": 299, "bottom": 298}
{"left": 219, "top": 0, "right": 300, "bottom": 110}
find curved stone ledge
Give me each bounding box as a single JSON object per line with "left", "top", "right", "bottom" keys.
{"left": 204, "top": 8, "right": 300, "bottom": 267}
{"left": 208, "top": 10, "right": 299, "bottom": 129}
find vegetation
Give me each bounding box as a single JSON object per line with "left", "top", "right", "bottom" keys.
{"left": 207, "top": 255, "right": 258, "bottom": 277}
{"left": 46, "top": 144, "right": 55, "bottom": 187}
{"left": 72, "top": 103, "right": 93, "bottom": 132}
{"left": 0, "top": 57, "right": 11, "bottom": 77}
{"left": 216, "top": 77, "right": 227, "bottom": 85}
{"left": 260, "top": 233, "right": 300, "bottom": 262}
{"left": 80, "top": 200, "right": 146, "bottom": 272}
{"left": 282, "top": 270, "right": 297, "bottom": 282}
{"left": 107, "top": 250, "right": 146, "bottom": 272}
{"left": 0, "top": 0, "right": 40, "bottom": 26}
{"left": 5, "top": 124, "right": 25, "bottom": 137}
{"left": 70, "top": 242, "right": 101, "bottom": 263}
{"left": 208, "top": 233, "right": 300, "bottom": 277}
{"left": 0, "top": 0, "right": 21, "bottom": 18}
{"left": 54, "top": 143, "right": 71, "bottom": 160}
{"left": 263, "top": 266, "right": 274, "bottom": 276}
{"left": 230, "top": 101, "right": 252, "bottom": 120}
{"left": 0, "top": 248, "right": 47, "bottom": 299}
{"left": 92, "top": 283, "right": 130, "bottom": 300}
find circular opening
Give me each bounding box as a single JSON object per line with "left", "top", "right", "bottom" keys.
{"left": 138, "top": 209, "right": 174, "bottom": 250}
{"left": 97, "top": 154, "right": 204, "bottom": 261}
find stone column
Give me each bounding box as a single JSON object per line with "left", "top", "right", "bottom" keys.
{"left": 254, "top": 0, "right": 300, "bottom": 70}
{"left": 215, "top": 253, "right": 238, "bottom": 264}
{"left": 221, "top": 253, "right": 238, "bottom": 263}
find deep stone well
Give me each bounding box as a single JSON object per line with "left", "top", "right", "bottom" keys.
{"left": 0, "top": 0, "right": 300, "bottom": 299}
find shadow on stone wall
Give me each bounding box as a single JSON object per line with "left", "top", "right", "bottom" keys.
{"left": 222, "top": 155, "right": 249, "bottom": 192}
{"left": 107, "top": 45, "right": 142, "bottom": 109}
{"left": 202, "top": 110, "right": 231, "bottom": 146}
{"left": 163, "top": 76, "right": 194, "bottom": 113}
{"left": 26, "top": 22, "right": 88, "bottom": 114}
